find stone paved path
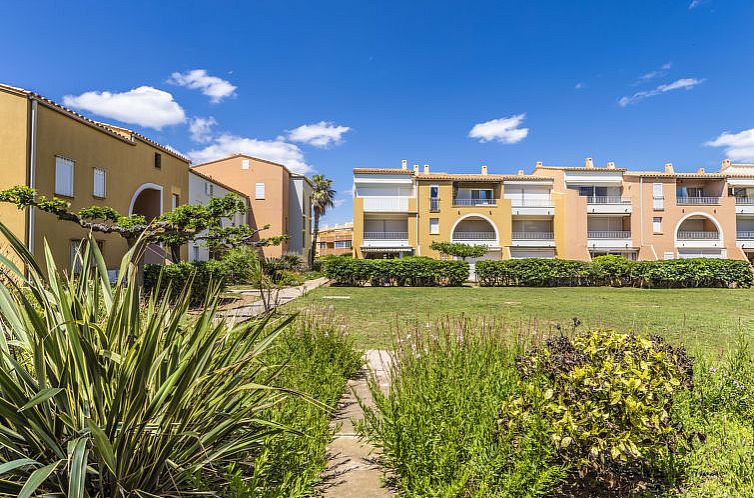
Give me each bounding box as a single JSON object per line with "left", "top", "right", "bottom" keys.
{"left": 219, "top": 277, "right": 328, "bottom": 322}
{"left": 319, "top": 350, "right": 395, "bottom": 498}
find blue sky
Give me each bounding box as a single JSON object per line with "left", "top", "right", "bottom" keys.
{"left": 2, "top": 0, "right": 754, "bottom": 225}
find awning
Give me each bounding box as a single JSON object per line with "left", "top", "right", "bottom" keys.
{"left": 361, "top": 247, "right": 413, "bottom": 253}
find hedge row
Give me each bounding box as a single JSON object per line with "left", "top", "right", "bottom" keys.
{"left": 144, "top": 260, "right": 228, "bottom": 306}
{"left": 324, "top": 256, "right": 469, "bottom": 287}
{"left": 476, "top": 255, "right": 753, "bottom": 288}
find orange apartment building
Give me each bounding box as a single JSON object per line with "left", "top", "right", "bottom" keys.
{"left": 352, "top": 158, "right": 754, "bottom": 263}
{"left": 191, "top": 154, "right": 313, "bottom": 258}
{"left": 317, "top": 223, "right": 353, "bottom": 256}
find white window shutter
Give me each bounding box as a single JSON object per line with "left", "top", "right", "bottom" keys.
{"left": 241, "top": 159, "right": 250, "bottom": 170}
{"left": 55, "top": 157, "right": 74, "bottom": 196}
{"left": 255, "top": 183, "right": 265, "bottom": 199}
{"left": 93, "top": 168, "right": 106, "bottom": 197}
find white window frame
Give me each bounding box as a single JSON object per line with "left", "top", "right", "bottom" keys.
{"left": 92, "top": 168, "right": 106, "bottom": 198}
{"left": 429, "top": 218, "right": 440, "bottom": 235}
{"left": 653, "top": 183, "right": 664, "bottom": 210}
{"left": 241, "top": 159, "right": 250, "bottom": 170}
{"left": 652, "top": 217, "right": 662, "bottom": 234}
{"left": 172, "top": 193, "right": 180, "bottom": 210}
{"left": 255, "top": 182, "right": 266, "bottom": 200}
{"left": 204, "top": 181, "right": 214, "bottom": 196}
{"left": 55, "top": 156, "right": 74, "bottom": 197}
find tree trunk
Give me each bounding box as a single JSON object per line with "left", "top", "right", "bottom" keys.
{"left": 170, "top": 244, "right": 181, "bottom": 263}
{"left": 310, "top": 210, "right": 321, "bottom": 268}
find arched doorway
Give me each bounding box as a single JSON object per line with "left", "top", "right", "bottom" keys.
{"left": 129, "top": 183, "right": 166, "bottom": 263}
{"left": 450, "top": 214, "right": 500, "bottom": 281}
{"left": 675, "top": 212, "right": 724, "bottom": 258}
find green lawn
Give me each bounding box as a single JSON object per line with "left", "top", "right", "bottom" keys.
{"left": 287, "top": 286, "right": 754, "bottom": 353}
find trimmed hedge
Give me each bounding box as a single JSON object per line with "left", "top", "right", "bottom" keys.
{"left": 476, "top": 255, "right": 753, "bottom": 288}
{"left": 324, "top": 256, "right": 469, "bottom": 287}
{"left": 144, "top": 260, "right": 228, "bottom": 306}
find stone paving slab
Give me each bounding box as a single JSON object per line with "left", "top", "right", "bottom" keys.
{"left": 218, "top": 277, "right": 328, "bottom": 322}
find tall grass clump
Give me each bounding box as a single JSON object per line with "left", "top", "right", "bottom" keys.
{"left": 359, "top": 318, "right": 567, "bottom": 497}
{"left": 0, "top": 223, "right": 298, "bottom": 496}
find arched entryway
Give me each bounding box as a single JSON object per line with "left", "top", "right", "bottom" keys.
{"left": 129, "top": 183, "right": 167, "bottom": 263}
{"left": 675, "top": 212, "right": 724, "bottom": 258}
{"left": 451, "top": 214, "right": 499, "bottom": 244}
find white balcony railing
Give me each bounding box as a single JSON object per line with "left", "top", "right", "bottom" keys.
{"left": 363, "top": 231, "right": 409, "bottom": 240}
{"left": 430, "top": 198, "right": 440, "bottom": 211}
{"left": 452, "top": 231, "right": 497, "bottom": 241}
{"left": 737, "top": 231, "right": 754, "bottom": 240}
{"left": 677, "top": 231, "right": 720, "bottom": 240}
{"left": 676, "top": 196, "right": 721, "bottom": 205}
{"left": 361, "top": 196, "right": 410, "bottom": 212}
{"left": 588, "top": 231, "right": 631, "bottom": 239}
{"left": 586, "top": 196, "right": 631, "bottom": 204}
{"left": 452, "top": 198, "right": 497, "bottom": 206}
{"left": 510, "top": 199, "right": 554, "bottom": 207}
{"left": 735, "top": 197, "right": 754, "bottom": 205}
{"left": 512, "top": 231, "right": 554, "bottom": 240}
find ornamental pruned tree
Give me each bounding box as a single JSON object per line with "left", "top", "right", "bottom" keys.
{"left": 430, "top": 241, "right": 488, "bottom": 261}
{"left": 0, "top": 185, "right": 287, "bottom": 262}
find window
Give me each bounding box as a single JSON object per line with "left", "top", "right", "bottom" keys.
{"left": 677, "top": 186, "right": 704, "bottom": 198}
{"left": 429, "top": 218, "right": 440, "bottom": 235}
{"left": 429, "top": 185, "right": 439, "bottom": 198}
{"left": 154, "top": 153, "right": 162, "bottom": 169}
{"left": 92, "top": 168, "right": 106, "bottom": 198}
{"left": 471, "top": 189, "right": 493, "bottom": 201}
{"left": 653, "top": 217, "right": 662, "bottom": 234}
{"left": 204, "top": 181, "right": 214, "bottom": 196}
{"left": 70, "top": 239, "right": 104, "bottom": 273}
{"left": 241, "top": 159, "right": 250, "bottom": 170}
{"left": 255, "top": 182, "right": 265, "bottom": 199}
{"left": 172, "top": 194, "right": 179, "bottom": 210}
{"left": 55, "top": 156, "right": 74, "bottom": 197}
{"left": 192, "top": 244, "right": 200, "bottom": 261}
{"left": 653, "top": 183, "right": 664, "bottom": 210}
{"left": 319, "top": 242, "right": 327, "bottom": 249}
{"left": 335, "top": 240, "right": 352, "bottom": 249}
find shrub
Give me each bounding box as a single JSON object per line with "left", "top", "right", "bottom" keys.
{"left": 359, "top": 318, "right": 567, "bottom": 496}
{"left": 221, "top": 246, "right": 260, "bottom": 285}
{"left": 0, "top": 224, "right": 296, "bottom": 496}
{"left": 477, "top": 257, "right": 753, "bottom": 288}
{"left": 430, "top": 241, "right": 488, "bottom": 260}
{"left": 144, "top": 259, "right": 229, "bottom": 306}
{"left": 274, "top": 269, "right": 305, "bottom": 286}
{"left": 324, "top": 256, "right": 469, "bottom": 286}
{"left": 502, "top": 329, "right": 694, "bottom": 494}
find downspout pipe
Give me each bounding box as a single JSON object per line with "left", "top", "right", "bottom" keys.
{"left": 28, "top": 98, "right": 38, "bottom": 255}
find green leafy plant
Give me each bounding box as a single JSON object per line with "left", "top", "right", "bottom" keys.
{"left": 430, "top": 241, "right": 488, "bottom": 260}
{"left": 502, "top": 329, "right": 694, "bottom": 494}
{"left": 0, "top": 222, "right": 296, "bottom": 496}
{"left": 324, "top": 256, "right": 469, "bottom": 287}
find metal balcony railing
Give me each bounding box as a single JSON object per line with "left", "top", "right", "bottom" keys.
{"left": 452, "top": 231, "right": 497, "bottom": 241}
{"left": 677, "top": 231, "right": 720, "bottom": 240}
{"left": 511, "top": 231, "right": 554, "bottom": 240}
{"left": 588, "top": 231, "right": 632, "bottom": 239}
{"left": 735, "top": 197, "right": 754, "bottom": 205}
{"left": 737, "top": 231, "right": 754, "bottom": 240}
{"left": 510, "top": 199, "right": 554, "bottom": 207}
{"left": 430, "top": 198, "right": 440, "bottom": 212}
{"left": 452, "top": 198, "right": 497, "bottom": 206}
{"left": 363, "top": 232, "right": 409, "bottom": 240}
{"left": 676, "top": 196, "right": 721, "bottom": 205}
{"left": 586, "top": 196, "right": 631, "bottom": 204}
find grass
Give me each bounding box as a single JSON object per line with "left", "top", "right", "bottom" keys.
{"left": 288, "top": 286, "right": 754, "bottom": 352}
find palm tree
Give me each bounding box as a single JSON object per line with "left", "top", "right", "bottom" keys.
{"left": 309, "top": 174, "right": 336, "bottom": 267}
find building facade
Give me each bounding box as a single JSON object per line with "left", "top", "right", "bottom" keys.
{"left": 187, "top": 169, "right": 251, "bottom": 262}
{"left": 353, "top": 158, "right": 754, "bottom": 263}
{"left": 317, "top": 223, "right": 353, "bottom": 256}
{"left": 192, "top": 155, "right": 313, "bottom": 259}
{"left": 0, "top": 83, "right": 189, "bottom": 275}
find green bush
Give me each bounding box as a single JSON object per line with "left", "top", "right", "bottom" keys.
{"left": 221, "top": 246, "right": 260, "bottom": 285}
{"left": 274, "top": 269, "right": 305, "bottom": 286}
{"left": 359, "top": 319, "right": 566, "bottom": 497}
{"left": 144, "top": 259, "right": 228, "bottom": 306}
{"left": 502, "top": 329, "right": 694, "bottom": 494}
{"left": 324, "top": 256, "right": 469, "bottom": 286}
{"left": 477, "top": 257, "right": 753, "bottom": 288}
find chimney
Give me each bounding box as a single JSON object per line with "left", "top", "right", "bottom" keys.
{"left": 517, "top": 169, "right": 525, "bottom": 176}
{"left": 423, "top": 164, "right": 430, "bottom": 174}
{"left": 401, "top": 159, "right": 407, "bottom": 170}
{"left": 481, "top": 165, "right": 488, "bottom": 175}
{"left": 697, "top": 167, "right": 706, "bottom": 174}
{"left": 664, "top": 163, "right": 674, "bottom": 173}
{"left": 585, "top": 157, "right": 594, "bottom": 169}
{"left": 535, "top": 161, "right": 543, "bottom": 168}
{"left": 607, "top": 161, "right": 615, "bottom": 169}
{"left": 413, "top": 164, "right": 419, "bottom": 173}
{"left": 722, "top": 159, "right": 731, "bottom": 170}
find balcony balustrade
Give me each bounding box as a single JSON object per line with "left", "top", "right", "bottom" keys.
{"left": 677, "top": 231, "right": 720, "bottom": 240}
{"left": 588, "top": 231, "right": 631, "bottom": 239}
{"left": 586, "top": 196, "right": 631, "bottom": 205}
{"left": 452, "top": 231, "right": 497, "bottom": 241}
{"left": 452, "top": 198, "right": 497, "bottom": 206}
{"left": 676, "top": 196, "right": 721, "bottom": 205}
{"left": 737, "top": 231, "right": 754, "bottom": 240}
{"left": 429, "top": 198, "right": 440, "bottom": 212}
{"left": 511, "top": 231, "right": 554, "bottom": 240}
{"left": 735, "top": 197, "right": 754, "bottom": 205}
{"left": 510, "top": 199, "right": 553, "bottom": 207}
{"left": 363, "top": 231, "right": 409, "bottom": 240}
{"left": 361, "top": 197, "right": 410, "bottom": 212}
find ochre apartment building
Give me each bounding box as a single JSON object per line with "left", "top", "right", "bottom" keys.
{"left": 0, "top": 83, "right": 189, "bottom": 276}
{"left": 353, "top": 158, "right": 754, "bottom": 263}
{"left": 317, "top": 223, "right": 353, "bottom": 256}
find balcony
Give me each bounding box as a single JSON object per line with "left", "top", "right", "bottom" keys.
{"left": 737, "top": 231, "right": 754, "bottom": 240}
{"left": 676, "top": 196, "right": 721, "bottom": 205}
{"left": 677, "top": 231, "right": 720, "bottom": 240}
{"left": 585, "top": 196, "right": 632, "bottom": 214}
{"left": 452, "top": 231, "right": 496, "bottom": 241}
{"left": 510, "top": 198, "right": 555, "bottom": 216}
{"left": 361, "top": 231, "right": 411, "bottom": 249}
{"left": 588, "top": 231, "right": 631, "bottom": 239}
{"left": 364, "top": 231, "right": 409, "bottom": 240}
{"left": 735, "top": 197, "right": 754, "bottom": 214}
{"left": 452, "top": 198, "right": 497, "bottom": 207}
{"left": 430, "top": 198, "right": 440, "bottom": 212}
{"left": 362, "top": 196, "right": 410, "bottom": 212}
{"left": 511, "top": 231, "right": 555, "bottom": 247}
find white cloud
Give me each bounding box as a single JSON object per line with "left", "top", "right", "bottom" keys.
{"left": 635, "top": 62, "right": 672, "bottom": 84}
{"left": 468, "top": 114, "right": 529, "bottom": 144}
{"left": 168, "top": 69, "right": 237, "bottom": 103}
{"left": 575, "top": 82, "right": 586, "bottom": 90}
{"left": 706, "top": 128, "right": 754, "bottom": 161}
{"left": 618, "top": 78, "right": 705, "bottom": 107}
{"left": 332, "top": 198, "right": 346, "bottom": 208}
{"left": 689, "top": 0, "right": 707, "bottom": 9}
{"left": 62, "top": 86, "right": 186, "bottom": 130}
{"left": 188, "top": 116, "right": 217, "bottom": 143}
{"left": 287, "top": 121, "right": 351, "bottom": 148}
{"left": 188, "top": 134, "right": 311, "bottom": 174}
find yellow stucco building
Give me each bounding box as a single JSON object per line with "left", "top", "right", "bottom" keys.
{"left": 0, "top": 83, "right": 189, "bottom": 275}
{"left": 353, "top": 158, "right": 754, "bottom": 264}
